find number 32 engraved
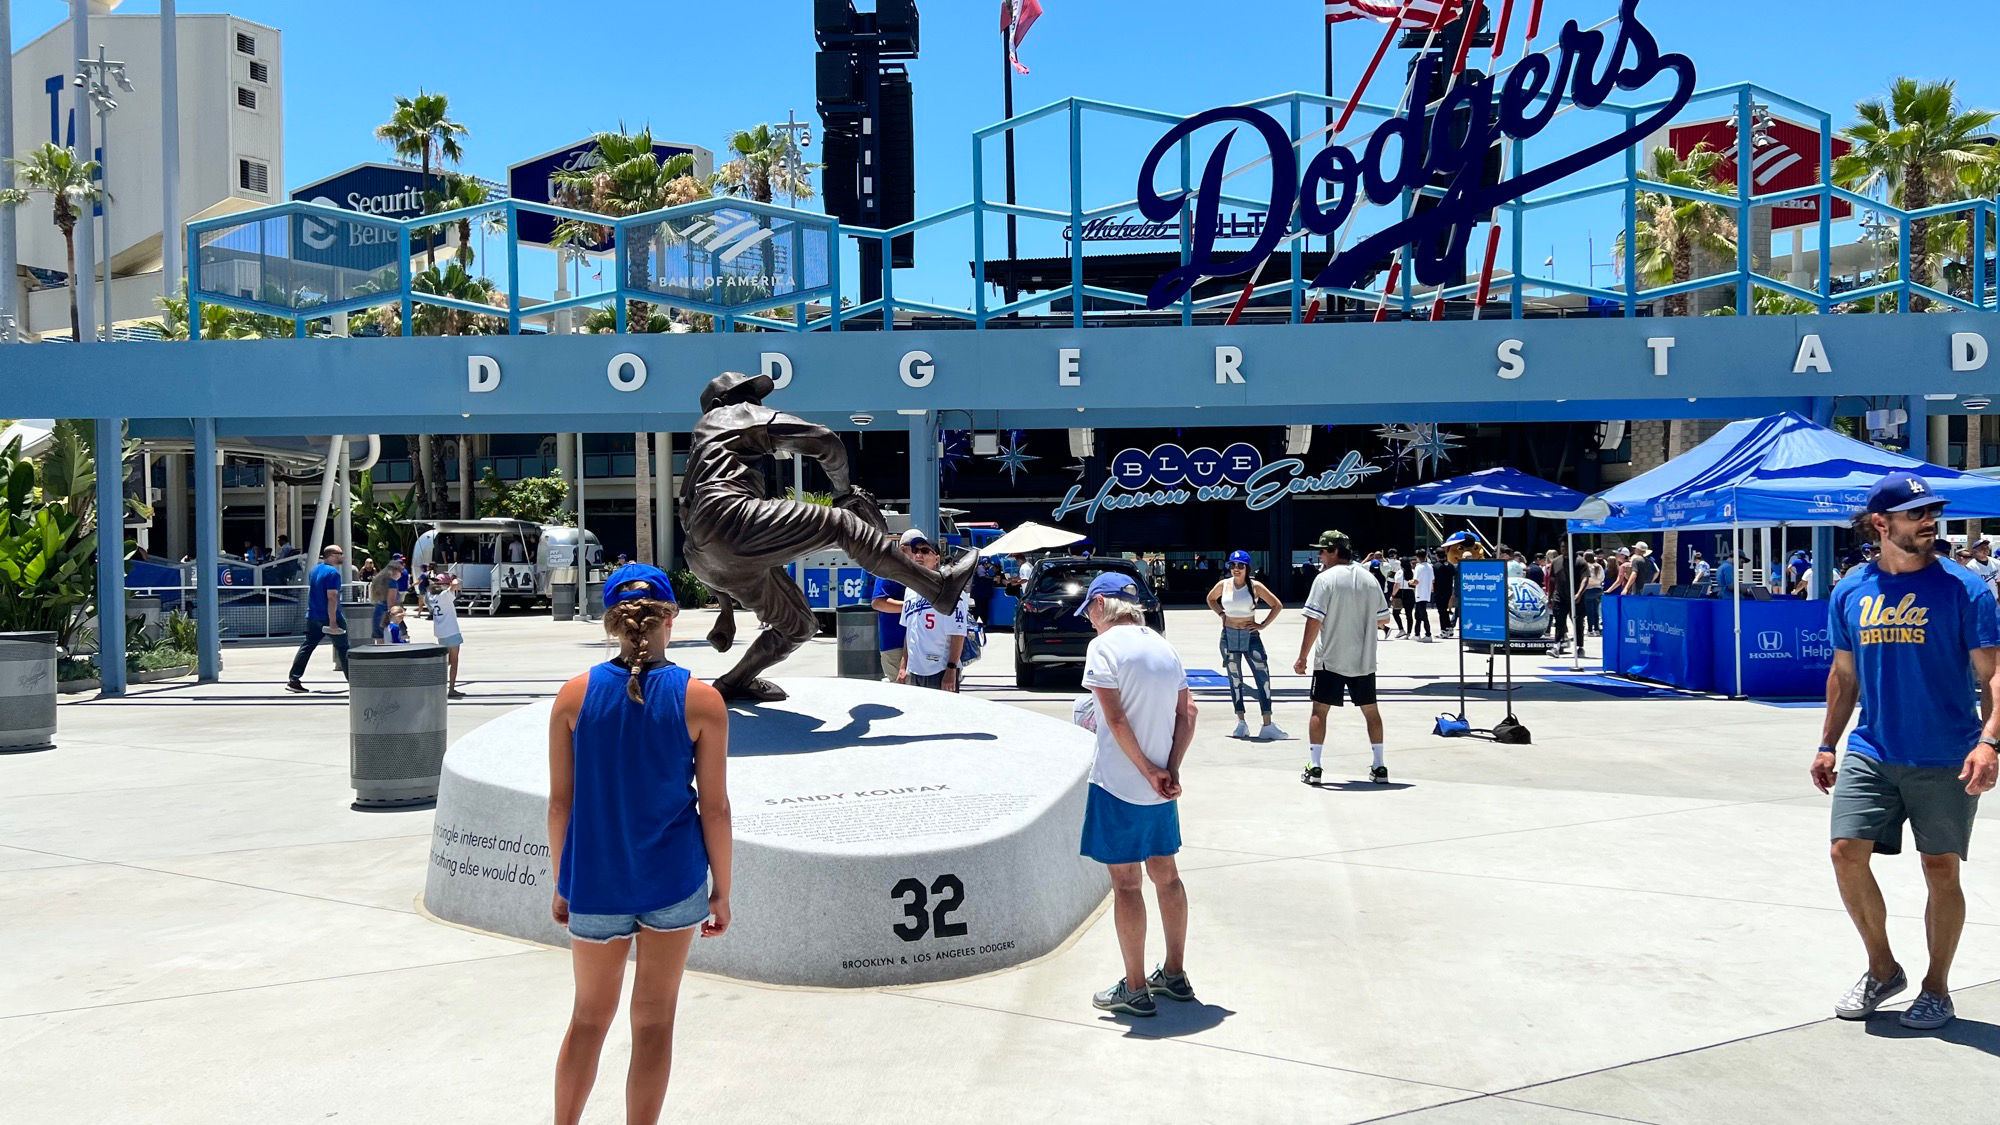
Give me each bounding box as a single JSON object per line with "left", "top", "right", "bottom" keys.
{"left": 891, "top": 874, "right": 967, "bottom": 941}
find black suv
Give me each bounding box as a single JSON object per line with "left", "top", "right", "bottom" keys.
{"left": 1012, "top": 557, "right": 1165, "bottom": 689}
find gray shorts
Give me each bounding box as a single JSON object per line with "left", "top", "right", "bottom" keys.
{"left": 1831, "top": 752, "right": 1981, "bottom": 860}
{"left": 881, "top": 648, "right": 902, "bottom": 682}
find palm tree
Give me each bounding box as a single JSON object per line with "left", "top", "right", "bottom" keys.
{"left": 718, "top": 123, "right": 818, "bottom": 206}
{"left": 374, "top": 90, "right": 469, "bottom": 267}
{"left": 0, "top": 143, "right": 106, "bottom": 341}
{"left": 1835, "top": 78, "right": 1999, "bottom": 312}
{"left": 425, "top": 172, "right": 506, "bottom": 269}
{"left": 551, "top": 128, "right": 705, "bottom": 333}
{"left": 152, "top": 281, "right": 305, "bottom": 340}
{"left": 719, "top": 124, "right": 819, "bottom": 287}
{"left": 551, "top": 129, "right": 707, "bottom": 564}
{"left": 410, "top": 262, "right": 502, "bottom": 516}
{"left": 1613, "top": 144, "right": 1738, "bottom": 318}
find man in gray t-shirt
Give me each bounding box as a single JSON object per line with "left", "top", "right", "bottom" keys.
{"left": 1294, "top": 529, "right": 1393, "bottom": 786}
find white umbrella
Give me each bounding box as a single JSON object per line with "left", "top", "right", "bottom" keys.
{"left": 978, "top": 521, "right": 1085, "bottom": 557}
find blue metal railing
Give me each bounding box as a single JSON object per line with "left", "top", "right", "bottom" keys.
{"left": 184, "top": 83, "right": 2000, "bottom": 337}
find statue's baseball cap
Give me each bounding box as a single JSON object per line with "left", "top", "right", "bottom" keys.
{"left": 1865, "top": 471, "right": 1947, "bottom": 514}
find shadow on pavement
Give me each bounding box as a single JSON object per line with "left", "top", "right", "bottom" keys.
{"left": 727, "top": 702, "right": 999, "bottom": 756}
{"left": 1105, "top": 1001, "right": 1236, "bottom": 1038}
{"left": 1864, "top": 1014, "right": 2000, "bottom": 1057}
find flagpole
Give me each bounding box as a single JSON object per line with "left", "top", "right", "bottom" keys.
{"left": 1324, "top": 15, "right": 1335, "bottom": 265}
{"left": 1002, "top": 15, "right": 1019, "bottom": 308}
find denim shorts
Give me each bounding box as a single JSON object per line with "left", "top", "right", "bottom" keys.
{"left": 568, "top": 879, "right": 710, "bottom": 943}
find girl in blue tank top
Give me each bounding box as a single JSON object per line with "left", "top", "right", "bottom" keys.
{"left": 548, "top": 564, "right": 731, "bottom": 1125}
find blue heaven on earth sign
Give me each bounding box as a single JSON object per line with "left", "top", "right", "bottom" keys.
{"left": 1053, "top": 443, "right": 1381, "bottom": 524}
{"left": 1457, "top": 560, "right": 1510, "bottom": 644}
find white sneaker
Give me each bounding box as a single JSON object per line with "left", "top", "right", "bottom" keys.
{"left": 1257, "top": 723, "right": 1288, "bottom": 741}
{"left": 1231, "top": 719, "right": 1250, "bottom": 739}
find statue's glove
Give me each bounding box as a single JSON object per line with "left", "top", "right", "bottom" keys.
{"left": 834, "top": 487, "right": 887, "bottom": 532}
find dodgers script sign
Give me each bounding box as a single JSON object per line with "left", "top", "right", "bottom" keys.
{"left": 1134, "top": 0, "right": 1696, "bottom": 307}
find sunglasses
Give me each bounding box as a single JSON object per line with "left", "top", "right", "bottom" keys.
{"left": 910, "top": 544, "right": 937, "bottom": 555}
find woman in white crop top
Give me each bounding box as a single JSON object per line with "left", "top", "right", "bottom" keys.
{"left": 1206, "top": 550, "right": 1288, "bottom": 742}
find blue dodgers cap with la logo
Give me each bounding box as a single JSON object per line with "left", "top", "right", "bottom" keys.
{"left": 1865, "top": 471, "right": 1949, "bottom": 514}
{"left": 603, "top": 563, "right": 679, "bottom": 608}
{"left": 1076, "top": 571, "right": 1144, "bottom": 617}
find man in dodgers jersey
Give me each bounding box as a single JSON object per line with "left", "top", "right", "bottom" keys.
{"left": 1076, "top": 571, "right": 1199, "bottom": 1018}
{"left": 1816, "top": 472, "right": 2000, "bottom": 1031}
{"left": 898, "top": 530, "right": 971, "bottom": 691}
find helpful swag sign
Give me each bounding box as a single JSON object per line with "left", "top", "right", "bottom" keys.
{"left": 1134, "top": 0, "right": 1697, "bottom": 307}
{"left": 1054, "top": 443, "right": 1381, "bottom": 524}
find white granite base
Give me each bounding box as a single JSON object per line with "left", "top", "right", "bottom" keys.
{"left": 421, "top": 678, "right": 1109, "bottom": 987}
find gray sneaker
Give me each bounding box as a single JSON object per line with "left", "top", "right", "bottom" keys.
{"left": 1092, "top": 978, "right": 1157, "bottom": 1016}
{"left": 1834, "top": 966, "right": 1907, "bottom": 1020}
{"left": 1899, "top": 990, "right": 1954, "bottom": 1030}
{"left": 1146, "top": 965, "right": 1195, "bottom": 1003}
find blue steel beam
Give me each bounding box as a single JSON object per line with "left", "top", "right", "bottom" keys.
{"left": 93, "top": 418, "right": 128, "bottom": 696}
{"left": 193, "top": 417, "right": 221, "bottom": 682}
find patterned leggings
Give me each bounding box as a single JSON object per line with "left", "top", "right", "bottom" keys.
{"left": 1220, "top": 627, "right": 1273, "bottom": 717}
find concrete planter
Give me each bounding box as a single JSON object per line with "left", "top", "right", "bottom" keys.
{"left": 0, "top": 632, "right": 60, "bottom": 752}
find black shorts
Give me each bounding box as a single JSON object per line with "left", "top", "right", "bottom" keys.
{"left": 1311, "top": 670, "right": 1377, "bottom": 707}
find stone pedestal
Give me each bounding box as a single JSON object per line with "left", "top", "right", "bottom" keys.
{"left": 422, "top": 678, "right": 1108, "bottom": 987}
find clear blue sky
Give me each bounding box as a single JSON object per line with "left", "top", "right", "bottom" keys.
{"left": 16, "top": 1, "right": 2000, "bottom": 305}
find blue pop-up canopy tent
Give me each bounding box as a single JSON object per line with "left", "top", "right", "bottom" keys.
{"left": 1568, "top": 411, "right": 2000, "bottom": 696}
{"left": 1570, "top": 411, "right": 2000, "bottom": 533}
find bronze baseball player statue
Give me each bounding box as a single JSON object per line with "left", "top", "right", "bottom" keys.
{"left": 682, "top": 371, "right": 977, "bottom": 703}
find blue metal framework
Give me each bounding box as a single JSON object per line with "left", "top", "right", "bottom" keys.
{"left": 185, "top": 82, "right": 2000, "bottom": 337}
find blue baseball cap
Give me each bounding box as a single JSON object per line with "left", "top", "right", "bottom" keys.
{"left": 1227, "top": 549, "right": 1252, "bottom": 566}
{"left": 1075, "top": 571, "right": 1144, "bottom": 617}
{"left": 1865, "top": 471, "right": 1946, "bottom": 514}
{"left": 603, "top": 563, "right": 678, "bottom": 607}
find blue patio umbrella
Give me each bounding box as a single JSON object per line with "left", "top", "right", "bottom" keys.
{"left": 1379, "top": 467, "right": 1606, "bottom": 671}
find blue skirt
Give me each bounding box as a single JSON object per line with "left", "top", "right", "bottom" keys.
{"left": 1079, "top": 783, "right": 1181, "bottom": 865}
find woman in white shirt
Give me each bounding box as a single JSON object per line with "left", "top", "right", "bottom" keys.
{"left": 1205, "top": 550, "right": 1287, "bottom": 741}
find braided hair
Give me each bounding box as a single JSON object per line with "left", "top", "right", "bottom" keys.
{"left": 603, "top": 597, "right": 678, "bottom": 704}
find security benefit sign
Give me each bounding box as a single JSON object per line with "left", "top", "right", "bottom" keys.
{"left": 1054, "top": 443, "right": 1380, "bottom": 524}
{"left": 290, "top": 163, "right": 433, "bottom": 273}
{"left": 1457, "top": 561, "right": 1509, "bottom": 643}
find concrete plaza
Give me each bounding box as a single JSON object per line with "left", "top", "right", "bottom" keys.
{"left": 2, "top": 606, "right": 1994, "bottom": 1123}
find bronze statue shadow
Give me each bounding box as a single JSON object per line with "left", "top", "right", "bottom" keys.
{"left": 726, "top": 702, "right": 999, "bottom": 756}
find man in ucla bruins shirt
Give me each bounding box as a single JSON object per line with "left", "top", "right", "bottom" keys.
{"left": 1816, "top": 471, "right": 2000, "bottom": 1031}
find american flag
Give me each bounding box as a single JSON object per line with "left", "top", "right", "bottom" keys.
{"left": 1325, "top": 0, "right": 1462, "bottom": 27}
